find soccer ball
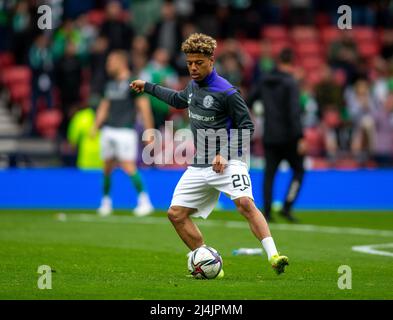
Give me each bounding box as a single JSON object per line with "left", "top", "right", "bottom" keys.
{"left": 187, "top": 246, "right": 223, "bottom": 279}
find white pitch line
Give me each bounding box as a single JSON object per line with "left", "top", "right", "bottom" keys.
{"left": 352, "top": 243, "right": 393, "bottom": 257}
{"left": 55, "top": 213, "right": 393, "bottom": 238}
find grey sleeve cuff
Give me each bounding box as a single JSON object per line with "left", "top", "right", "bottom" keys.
{"left": 144, "top": 82, "right": 155, "bottom": 94}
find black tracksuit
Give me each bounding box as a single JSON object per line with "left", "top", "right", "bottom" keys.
{"left": 248, "top": 68, "right": 305, "bottom": 218}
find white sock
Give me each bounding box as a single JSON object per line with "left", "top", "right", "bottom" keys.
{"left": 102, "top": 196, "right": 111, "bottom": 205}
{"left": 261, "top": 237, "right": 278, "bottom": 260}
{"left": 138, "top": 192, "right": 151, "bottom": 205}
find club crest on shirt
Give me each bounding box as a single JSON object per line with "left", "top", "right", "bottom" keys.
{"left": 203, "top": 95, "right": 214, "bottom": 108}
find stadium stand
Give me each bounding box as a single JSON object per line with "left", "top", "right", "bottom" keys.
{"left": 0, "top": 0, "right": 392, "bottom": 168}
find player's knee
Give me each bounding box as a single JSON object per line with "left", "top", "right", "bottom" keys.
{"left": 236, "top": 197, "right": 254, "bottom": 217}
{"left": 167, "top": 206, "right": 187, "bottom": 224}
{"left": 121, "top": 162, "right": 136, "bottom": 175}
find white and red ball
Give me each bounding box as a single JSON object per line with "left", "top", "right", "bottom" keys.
{"left": 187, "top": 246, "right": 223, "bottom": 279}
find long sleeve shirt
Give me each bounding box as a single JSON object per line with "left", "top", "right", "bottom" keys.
{"left": 144, "top": 69, "right": 254, "bottom": 167}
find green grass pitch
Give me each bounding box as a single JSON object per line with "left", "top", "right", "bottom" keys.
{"left": 1, "top": 209, "right": 393, "bottom": 300}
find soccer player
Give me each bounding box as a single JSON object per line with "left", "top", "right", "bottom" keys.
{"left": 130, "top": 34, "right": 288, "bottom": 274}
{"left": 92, "top": 50, "right": 154, "bottom": 217}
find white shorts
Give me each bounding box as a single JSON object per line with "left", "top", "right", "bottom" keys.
{"left": 170, "top": 160, "right": 254, "bottom": 219}
{"left": 100, "top": 126, "right": 138, "bottom": 161}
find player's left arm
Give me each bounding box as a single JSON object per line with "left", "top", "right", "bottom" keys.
{"left": 136, "top": 95, "right": 155, "bottom": 143}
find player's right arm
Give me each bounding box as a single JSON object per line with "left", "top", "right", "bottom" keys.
{"left": 91, "top": 98, "right": 110, "bottom": 137}
{"left": 130, "top": 80, "right": 189, "bottom": 109}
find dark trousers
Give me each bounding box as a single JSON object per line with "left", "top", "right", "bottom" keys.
{"left": 263, "top": 142, "right": 305, "bottom": 218}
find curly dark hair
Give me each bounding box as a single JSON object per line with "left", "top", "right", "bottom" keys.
{"left": 181, "top": 33, "right": 217, "bottom": 57}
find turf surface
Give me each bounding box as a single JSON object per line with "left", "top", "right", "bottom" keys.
{"left": 1, "top": 209, "right": 393, "bottom": 299}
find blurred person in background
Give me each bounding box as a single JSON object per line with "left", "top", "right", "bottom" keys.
{"left": 10, "top": 0, "right": 33, "bottom": 64}
{"left": 345, "top": 78, "right": 378, "bottom": 166}
{"left": 100, "top": 0, "right": 133, "bottom": 51}
{"left": 213, "top": 4, "right": 236, "bottom": 39}
{"left": 218, "top": 39, "right": 252, "bottom": 73}
{"left": 299, "top": 80, "right": 319, "bottom": 130}
{"left": 129, "top": 0, "right": 162, "bottom": 36}
{"left": 140, "top": 47, "right": 179, "bottom": 130}
{"left": 215, "top": 51, "right": 244, "bottom": 88}
{"left": 89, "top": 35, "right": 109, "bottom": 98}
{"left": 215, "top": 38, "right": 252, "bottom": 90}
{"left": 130, "top": 51, "right": 148, "bottom": 79}
{"left": 28, "top": 32, "right": 54, "bottom": 136}
{"left": 372, "top": 91, "right": 393, "bottom": 167}
{"left": 174, "top": 21, "right": 198, "bottom": 76}
{"left": 130, "top": 35, "right": 150, "bottom": 77}
{"left": 328, "top": 29, "right": 359, "bottom": 86}
{"left": 288, "top": 0, "right": 314, "bottom": 26}
{"left": 67, "top": 98, "right": 103, "bottom": 169}
{"left": 131, "top": 35, "right": 150, "bottom": 58}
{"left": 56, "top": 41, "right": 83, "bottom": 139}
{"left": 0, "top": 0, "right": 17, "bottom": 49}
{"left": 74, "top": 13, "right": 98, "bottom": 64}
{"left": 248, "top": 48, "right": 305, "bottom": 222}
{"left": 148, "top": 0, "right": 182, "bottom": 63}
{"left": 371, "top": 57, "right": 393, "bottom": 106}
{"left": 252, "top": 39, "right": 275, "bottom": 84}
{"left": 92, "top": 50, "right": 154, "bottom": 217}
{"left": 315, "top": 64, "right": 347, "bottom": 164}
{"left": 381, "top": 28, "right": 393, "bottom": 60}
{"left": 52, "top": 19, "right": 83, "bottom": 61}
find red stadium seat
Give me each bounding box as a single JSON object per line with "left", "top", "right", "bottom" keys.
{"left": 0, "top": 52, "right": 15, "bottom": 69}
{"left": 320, "top": 26, "right": 340, "bottom": 45}
{"left": 241, "top": 40, "right": 261, "bottom": 60}
{"left": 9, "top": 83, "right": 31, "bottom": 102}
{"left": 358, "top": 41, "right": 380, "bottom": 59}
{"left": 300, "top": 55, "right": 324, "bottom": 67}
{"left": 2, "top": 66, "right": 32, "bottom": 87}
{"left": 378, "top": 28, "right": 393, "bottom": 44}
{"left": 335, "top": 158, "right": 359, "bottom": 169}
{"left": 304, "top": 127, "right": 324, "bottom": 157}
{"left": 36, "top": 109, "right": 63, "bottom": 139}
{"left": 305, "top": 70, "right": 323, "bottom": 87}
{"left": 353, "top": 27, "right": 376, "bottom": 42}
{"left": 315, "top": 12, "right": 331, "bottom": 28}
{"left": 262, "top": 26, "right": 288, "bottom": 41}
{"left": 300, "top": 56, "right": 324, "bottom": 73}
{"left": 295, "top": 41, "right": 323, "bottom": 58}
{"left": 322, "top": 109, "right": 341, "bottom": 128}
{"left": 270, "top": 40, "right": 291, "bottom": 56}
{"left": 291, "top": 26, "right": 319, "bottom": 42}
{"left": 87, "top": 10, "right": 106, "bottom": 26}
{"left": 215, "top": 39, "right": 224, "bottom": 56}
{"left": 309, "top": 157, "right": 330, "bottom": 169}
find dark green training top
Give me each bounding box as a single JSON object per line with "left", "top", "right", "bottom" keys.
{"left": 144, "top": 69, "right": 254, "bottom": 167}
{"left": 104, "top": 77, "right": 140, "bottom": 129}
